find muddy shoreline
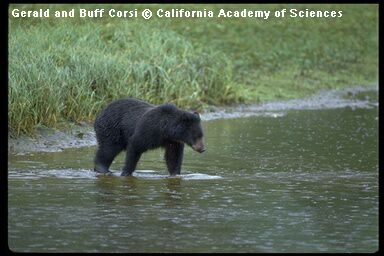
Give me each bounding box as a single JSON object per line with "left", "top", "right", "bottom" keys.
{"left": 8, "top": 85, "right": 378, "bottom": 154}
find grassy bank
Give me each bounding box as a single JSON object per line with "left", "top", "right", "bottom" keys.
{"left": 9, "top": 4, "right": 378, "bottom": 137}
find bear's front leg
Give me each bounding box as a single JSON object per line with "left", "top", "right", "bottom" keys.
{"left": 165, "top": 142, "right": 184, "bottom": 176}
{"left": 121, "top": 146, "right": 142, "bottom": 176}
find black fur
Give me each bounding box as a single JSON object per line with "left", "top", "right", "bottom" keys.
{"left": 94, "top": 98, "right": 205, "bottom": 176}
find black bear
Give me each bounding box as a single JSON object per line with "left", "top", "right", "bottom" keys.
{"left": 93, "top": 98, "right": 205, "bottom": 176}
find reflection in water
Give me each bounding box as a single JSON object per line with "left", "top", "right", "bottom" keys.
{"left": 8, "top": 89, "right": 378, "bottom": 252}
{"left": 95, "top": 175, "right": 138, "bottom": 199}
{"left": 164, "top": 177, "right": 183, "bottom": 207}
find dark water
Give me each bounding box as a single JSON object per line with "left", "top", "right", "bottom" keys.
{"left": 8, "top": 89, "right": 378, "bottom": 252}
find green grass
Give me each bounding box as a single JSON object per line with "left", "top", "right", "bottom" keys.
{"left": 9, "top": 4, "right": 378, "bottom": 137}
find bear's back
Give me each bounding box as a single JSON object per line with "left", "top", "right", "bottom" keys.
{"left": 94, "top": 98, "right": 154, "bottom": 145}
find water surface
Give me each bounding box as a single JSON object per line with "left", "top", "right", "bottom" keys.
{"left": 8, "top": 88, "right": 378, "bottom": 252}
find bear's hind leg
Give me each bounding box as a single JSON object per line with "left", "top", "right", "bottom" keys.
{"left": 94, "top": 143, "right": 123, "bottom": 174}
{"left": 165, "top": 142, "right": 184, "bottom": 176}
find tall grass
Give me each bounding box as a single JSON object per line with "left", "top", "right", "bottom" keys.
{"left": 9, "top": 21, "right": 245, "bottom": 136}
{"left": 9, "top": 4, "right": 378, "bottom": 137}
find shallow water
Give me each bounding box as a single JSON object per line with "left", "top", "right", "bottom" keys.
{"left": 8, "top": 88, "right": 378, "bottom": 252}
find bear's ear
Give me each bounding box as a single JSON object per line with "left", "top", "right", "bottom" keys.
{"left": 193, "top": 111, "right": 201, "bottom": 120}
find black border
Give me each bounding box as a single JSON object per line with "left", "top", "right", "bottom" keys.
{"left": 4, "top": 1, "right": 382, "bottom": 255}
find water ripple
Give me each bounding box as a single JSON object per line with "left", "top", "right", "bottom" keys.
{"left": 8, "top": 169, "right": 222, "bottom": 180}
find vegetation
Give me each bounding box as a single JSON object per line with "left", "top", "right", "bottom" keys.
{"left": 9, "top": 4, "right": 378, "bottom": 137}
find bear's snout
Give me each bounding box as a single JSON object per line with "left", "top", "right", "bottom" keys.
{"left": 192, "top": 137, "right": 206, "bottom": 153}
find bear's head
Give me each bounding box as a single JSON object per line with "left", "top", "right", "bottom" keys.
{"left": 187, "top": 112, "right": 206, "bottom": 153}
{"left": 171, "top": 109, "right": 206, "bottom": 153}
